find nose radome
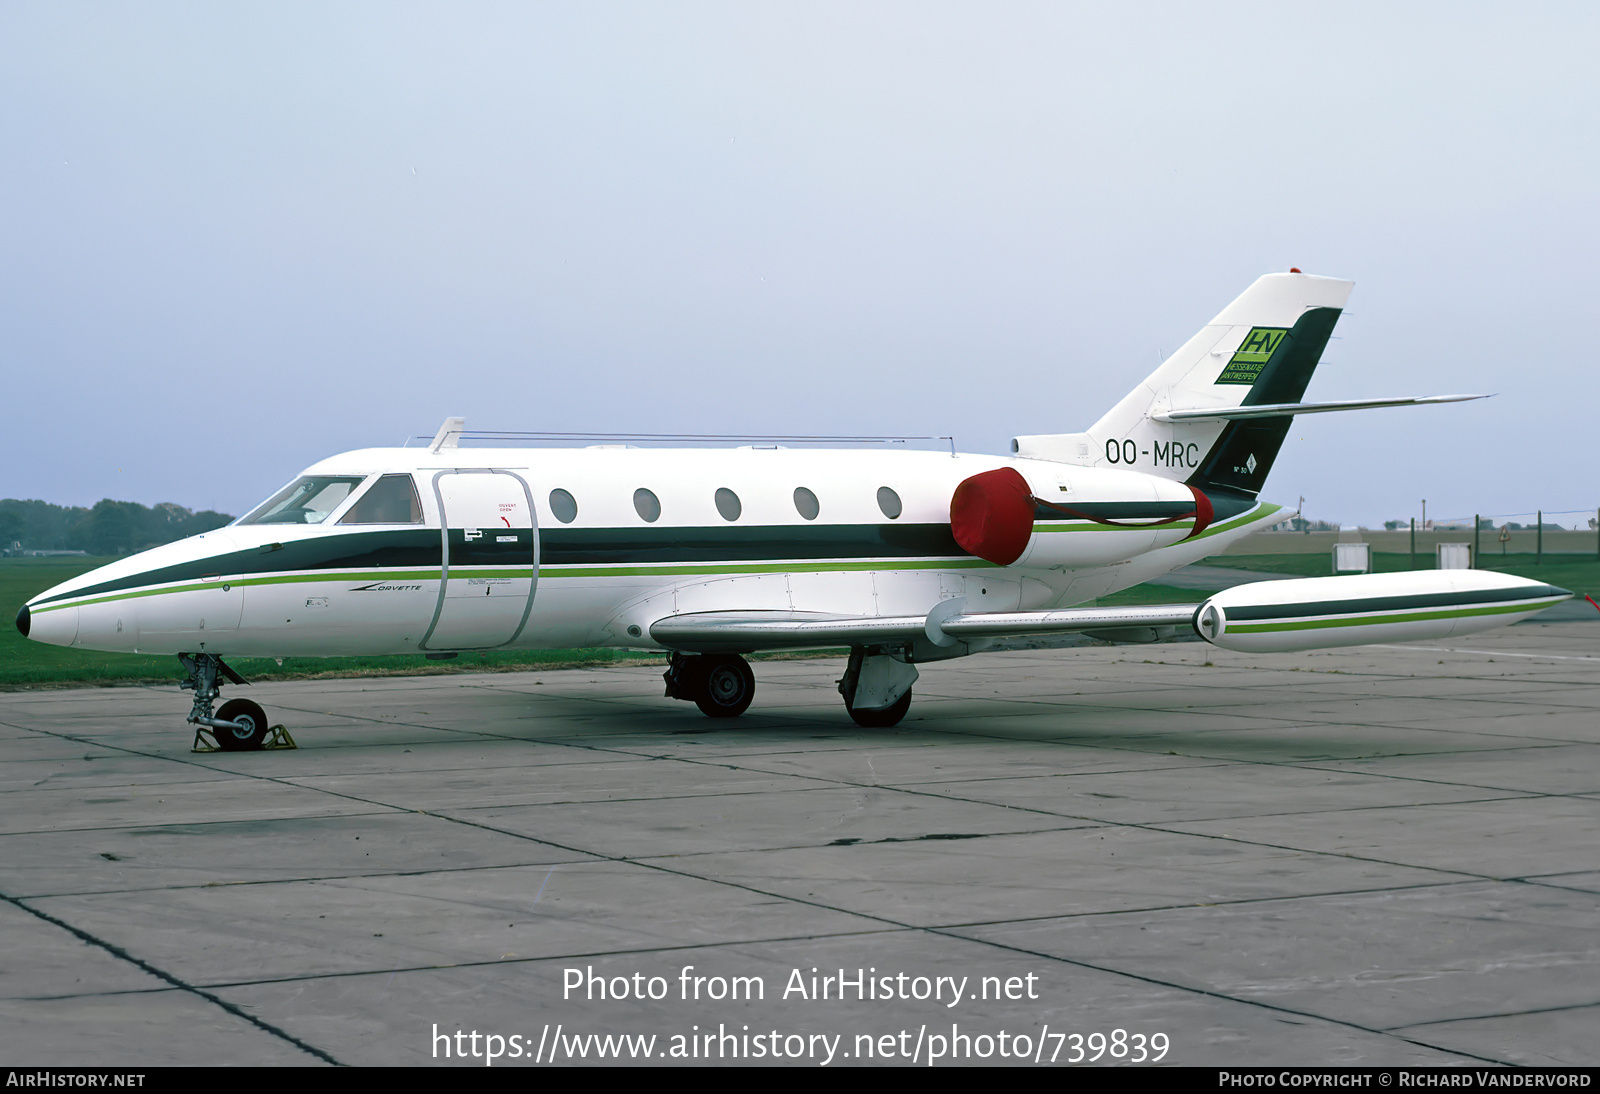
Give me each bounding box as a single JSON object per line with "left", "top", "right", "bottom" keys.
{"left": 14, "top": 603, "right": 28, "bottom": 638}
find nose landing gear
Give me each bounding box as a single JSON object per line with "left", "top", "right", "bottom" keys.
{"left": 179, "top": 653, "right": 296, "bottom": 752}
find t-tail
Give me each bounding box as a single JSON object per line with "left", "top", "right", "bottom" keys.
{"left": 1012, "top": 270, "right": 1481, "bottom": 506}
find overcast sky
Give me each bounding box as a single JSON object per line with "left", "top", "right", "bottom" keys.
{"left": 3, "top": 2, "right": 1596, "bottom": 527}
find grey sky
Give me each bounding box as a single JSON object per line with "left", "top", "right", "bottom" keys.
{"left": 3, "top": 2, "right": 1595, "bottom": 527}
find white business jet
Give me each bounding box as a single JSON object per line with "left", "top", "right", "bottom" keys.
{"left": 17, "top": 272, "right": 1570, "bottom": 748}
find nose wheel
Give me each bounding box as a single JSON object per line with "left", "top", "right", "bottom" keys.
{"left": 179, "top": 653, "right": 296, "bottom": 751}
{"left": 213, "top": 699, "right": 269, "bottom": 751}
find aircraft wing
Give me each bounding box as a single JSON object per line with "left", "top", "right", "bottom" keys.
{"left": 649, "top": 604, "right": 1201, "bottom": 653}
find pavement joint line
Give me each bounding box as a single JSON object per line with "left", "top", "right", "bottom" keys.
{"left": 1099, "top": 665, "right": 1600, "bottom": 689}
{"left": 1516, "top": 878, "right": 1600, "bottom": 896}
{"left": 406, "top": 817, "right": 1108, "bottom": 859}
{"left": 922, "top": 924, "right": 1516, "bottom": 1067}
{"left": 765, "top": 733, "right": 1599, "bottom": 804}
{"left": 873, "top": 785, "right": 1544, "bottom": 828}
{"left": 1018, "top": 693, "right": 1600, "bottom": 720}
{"left": 4, "top": 986, "right": 180, "bottom": 1004}
{"left": 0, "top": 810, "right": 406, "bottom": 838}
{"left": 1280, "top": 761, "right": 1600, "bottom": 801}
{"left": 1385, "top": 998, "right": 1600, "bottom": 1031}
{"left": 1128, "top": 822, "right": 1583, "bottom": 887}
{"left": 0, "top": 889, "right": 343, "bottom": 1066}
{"left": 185, "top": 927, "right": 921, "bottom": 991}
{"left": 629, "top": 747, "right": 1560, "bottom": 828}
{"left": 709, "top": 720, "right": 1520, "bottom": 767}
{"left": 702, "top": 740, "right": 1564, "bottom": 779}
{"left": 878, "top": 719, "right": 1596, "bottom": 760}
{"left": 1520, "top": 868, "right": 1600, "bottom": 880}
{"left": 875, "top": 877, "right": 1496, "bottom": 932}
{"left": 9, "top": 855, "right": 605, "bottom": 901}
{"left": 1371, "top": 645, "right": 1600, "bottom": 662}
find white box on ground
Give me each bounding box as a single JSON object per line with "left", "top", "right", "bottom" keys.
{"left": 1332, "top": 543, "right": 1371, "bottom": 573}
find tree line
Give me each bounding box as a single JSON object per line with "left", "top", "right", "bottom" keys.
{"left": 0, "top": 498, "right": 235, "bottom": 556}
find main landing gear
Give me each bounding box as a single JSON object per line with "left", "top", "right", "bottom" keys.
{"left": 179, "top": 653, "right": 296, "bottom": 752}
{"left": 663, "top": 648, "right": 920, "bottom": 728}
{"left": 664, "top": 652, "right": 756, "bottom": 718}
{"left": 838, "top": 647, "right": 917, "bottom": 728}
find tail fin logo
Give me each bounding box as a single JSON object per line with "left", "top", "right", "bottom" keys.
{"left": 1216, "top": 327, "right": 1289, "bottom": 385}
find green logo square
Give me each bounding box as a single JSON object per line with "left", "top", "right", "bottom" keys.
{"left": 1216, "top": 327, "right": 1288, "bottom": 385}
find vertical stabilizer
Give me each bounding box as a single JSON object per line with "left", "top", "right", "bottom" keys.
{"left": 1013, "top": 272, "right": 1353, "bottom": 497}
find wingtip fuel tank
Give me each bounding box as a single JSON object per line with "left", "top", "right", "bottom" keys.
{"left": 1193, "top": 571, "right": 1572, "bottom": 654}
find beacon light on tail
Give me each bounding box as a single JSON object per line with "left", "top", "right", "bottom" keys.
{"left": 1192, "top": 571, "right": 1572, "bottom": 654}
{"left": 19, "top": 270, "right": 1539, "bottom": 744}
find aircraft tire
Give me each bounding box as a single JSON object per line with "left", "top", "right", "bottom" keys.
{"left": 846, "top": 687, "right": 912, "bottom": 729}
{"left": 694, "top": 654, "right": 755, "bottom": 719}
{"left": 214, "top": 699, "right": 269, "bottom": 751}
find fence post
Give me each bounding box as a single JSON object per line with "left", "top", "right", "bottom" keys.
{"left": 1537, "top": 510, "right": 1542, "bottom": 565}
{"left": 1474, "top": 514, "right": 1480, "bottom": 569}
{"left": 1410, "top": 518, "right": 1416, "bottom": 570}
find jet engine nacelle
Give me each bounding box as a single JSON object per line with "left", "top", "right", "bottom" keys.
{"left": 1192, "top": 570, "right": 1571, "bottom": 654}
{"left": 950, "top": 465, "right": 1209, "bottom": 569}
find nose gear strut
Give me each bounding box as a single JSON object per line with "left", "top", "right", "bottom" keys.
{"left": 179, "top": 653, "right": 296, "bottom": 752}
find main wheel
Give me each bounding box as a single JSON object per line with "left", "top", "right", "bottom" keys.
{"left": 846, "top": 687, "right": 912, "bottom": 728}
{"left": 214, "top": 698, "right": 269, "bottom": 751}
{"left": 694, "top": 654, "right": 755, "bottom": 719}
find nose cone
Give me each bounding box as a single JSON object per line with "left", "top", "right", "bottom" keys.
{"left": 14, "top": 603, "right": 28, "bottom": 638}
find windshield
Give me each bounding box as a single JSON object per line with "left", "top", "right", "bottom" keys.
{"left": 238, "top": 476, "right": 366, "bottom": 525}
{"left": 339, "top": 474, "right": 423, "bottom": 524}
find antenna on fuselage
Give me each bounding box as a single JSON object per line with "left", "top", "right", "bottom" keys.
{"left": 429, "top": 417, "right": 465, "bottom": 454}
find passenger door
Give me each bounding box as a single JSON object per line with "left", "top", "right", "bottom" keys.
{"left": 421, "top": 470, "right": 538, "bottom": 650}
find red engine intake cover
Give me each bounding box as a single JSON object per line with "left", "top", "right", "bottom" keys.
{"left": 950, "top": 467, "right": 1035, "bottom": 566}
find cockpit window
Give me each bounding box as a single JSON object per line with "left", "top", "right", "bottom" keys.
{"left": 238, "top": 476, "right": 366, "bottom": 525}
{"left": 339, "top": 474, "right": 423, "bottom": 525}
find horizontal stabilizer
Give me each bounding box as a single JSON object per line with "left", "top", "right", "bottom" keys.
{"left": 1151, "top": 394, "right": 1487, "bottom": 423}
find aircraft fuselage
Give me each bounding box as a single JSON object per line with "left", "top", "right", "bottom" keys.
{"left": 20, "top": 445, "right": 1278, "bottom": 660}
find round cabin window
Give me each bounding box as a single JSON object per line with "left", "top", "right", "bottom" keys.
{"left": 549, "top": 488, "right": 578, "bottom": 524}
{"left": 877, "top": 486, "right": 902, "bottom": 520}
{"left": 793, "top": 487, "right": 819, "bottom": 520}
{"left": 633, "top": 488, "right": 661, "bottom": 523}
{"left": 714, "top": 487, "right": 742, "bottom": 522}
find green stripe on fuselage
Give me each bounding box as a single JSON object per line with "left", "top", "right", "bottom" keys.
{"left": 28, "top": 557, "right": 997, "bottom": 613}
{"left": 29, "top": 502, "right": 1280, "bottom": 615}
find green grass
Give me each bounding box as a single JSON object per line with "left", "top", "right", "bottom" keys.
{"left": 1205, "top": 552, "right": 1600, "bottom": 598}
{"left": 1094, "top": 583, "right": 1198, "bottom": 607}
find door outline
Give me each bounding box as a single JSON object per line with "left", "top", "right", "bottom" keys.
{"left": 419, "top": 468, "right": 539, "bottom": 651}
